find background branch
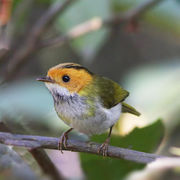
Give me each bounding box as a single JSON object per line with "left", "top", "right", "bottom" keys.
{"left": 29, "top": 148, "right": 64, "bottom": 180}
{"left": 0, "top": 131, "right": 170, "bottom": 164}
{"left": 40, "top": 0, "right": 164, "bottom": 48}
{"left": 3, "top": 0, "right": 164, "bottom": 82}
{"left": 118, "top": 0, "right": 164, "bottom": 21}
{"left": 27, "top": 0, "right": 75, "bottom": 44}
{"left": 3, "top": 0, "right": 76, "bottom": 81}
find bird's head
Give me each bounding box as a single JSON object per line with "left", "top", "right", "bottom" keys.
{"left": 37, "top": 63, "right": 93, "bottom": 99}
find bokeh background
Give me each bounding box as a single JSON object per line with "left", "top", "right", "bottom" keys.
{"left": 0, "top": 0, "right": 180, "bottom": 180}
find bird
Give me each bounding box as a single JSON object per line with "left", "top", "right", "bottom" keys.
{"left": 37, "top": 62, "right": 140, "bottom": 156}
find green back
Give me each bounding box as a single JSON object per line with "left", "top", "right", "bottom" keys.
{"left": 80, "top": 74, "right": 140, "bottom": 116}
{"left": 90, "top": 75, "right": 129, "bottom": 109}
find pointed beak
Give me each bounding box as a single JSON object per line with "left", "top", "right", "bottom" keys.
{"left": 36, "top": 76, "right": 55, "bottom": 83}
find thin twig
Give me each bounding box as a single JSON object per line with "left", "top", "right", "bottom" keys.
{"left": 40, "top": 17, "right": 103, "bottom": 48}
{"left": 27, "top": 0, "right": 75, "bottom": 44}
{"left": 0, "top": 131, "right": 170, "bottom": 164}
{"left": 41, "top": 0, "right": 165, "bottom": 48}
{"left": 4, "top": 0, "right": 76, "bottom": 81}
{"left": 115, "top": 0, "right": 164, "bottom": 21}
{"left": 3, "top": 0, "right": 164, "bottom": 82}
{"left": 29, "top": 148, "right": 64, "bottom": 180}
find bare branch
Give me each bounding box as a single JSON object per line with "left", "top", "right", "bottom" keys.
{"left": 28, "top": 0, "right": 76, "bottom": 44}
{"left": 4, "top": 0, "right": 76, "bottom": 81}
{"left": 41, "top": 17, "right": 103, "bottom": 48}
{"left": 0, "top": 132, "right": 169, "bottom": 164}
{"left": 3, "top": 0, "right": 164, "bottom": 81}
{"left": 41, "top": 0, "right": 165, "bottom": 48}
{"left": 116, "top": 0, "right": 164, "bottom": 21}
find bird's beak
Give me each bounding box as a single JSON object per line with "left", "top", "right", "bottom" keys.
{"left": 36, "top": 76, "right": 55, "bottom": 83}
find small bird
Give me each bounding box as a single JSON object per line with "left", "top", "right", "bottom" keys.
{"left": 37, "top": 63, "right": 140, "bottom": 156}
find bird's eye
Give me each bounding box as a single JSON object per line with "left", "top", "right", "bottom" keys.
{"left": 62, "top": 75, "right": 70, "bottom": 82}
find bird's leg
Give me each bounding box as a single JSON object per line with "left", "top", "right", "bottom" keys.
{"left": 59, "top": 128, "right": 73, "bottom": 153}
{"left": 98, "top": 125, "right": 113, "bottom": 156}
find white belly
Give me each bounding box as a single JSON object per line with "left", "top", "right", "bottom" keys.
{"left": 55, "top": 99, "right": 122, "bottom": 136}
{"left": 70, "top": 103, "right": 122, "bottom": 135}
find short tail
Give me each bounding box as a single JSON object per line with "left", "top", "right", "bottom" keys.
{"left": 122, "top": 102, "right": 141, "bottom": 116}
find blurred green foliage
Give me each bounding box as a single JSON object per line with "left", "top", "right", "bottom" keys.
{"left": 12, "top": 0, "right": 23, "bottom": 11}
{"left": 80, "top": 120, "right": 164, "bottom": 180}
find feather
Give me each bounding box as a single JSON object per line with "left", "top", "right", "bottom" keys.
{"left": 122, "top": 102, "right": 141, "bottom": 116}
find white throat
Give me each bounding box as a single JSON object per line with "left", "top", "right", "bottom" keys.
{"left": 45, "top": 83, "right": 74, "bottom": 102}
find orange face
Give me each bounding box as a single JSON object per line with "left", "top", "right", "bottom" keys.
{"left": 47, "top": 63, "right": 93, "bottom": 93}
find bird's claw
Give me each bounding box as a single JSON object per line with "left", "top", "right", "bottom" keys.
{"left": 58, "top": 132, "right": 68, "bottom": 153}
{"left": 58, "top": 128, "right": 73, "bottom": 154}
{"left": 98, "top": 140, "right": 109, "bottom": 156}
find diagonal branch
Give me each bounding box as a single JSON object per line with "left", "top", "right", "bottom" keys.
{"left": 3, "top": 0, "right": 164, "bottom": 81}
{"left": 41, "top": 0, "right": 165, "bottom": 48}
{"left": 0, "top": 131, "right": 170, "bottom": 164}
{"left": 27, "top": 0, "right": 76, "bottom": 44}
{"left": 117, "top": 0, "right": 164, "bottom": 21}
{"left": 4, "top": 0, "right": 76, "bottom": 81}
{"left": 29, "top": 148, "right": 64, "bottom": 180}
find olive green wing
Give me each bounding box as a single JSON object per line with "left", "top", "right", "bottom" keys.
{"left": 93, "top": 75, "right": 129, "bottom": 109}
{"left": 122, "top": 102, "right": 141, "bottom": 116}
{"left": 92, "top": 75, "right": 141, "bottom": 116}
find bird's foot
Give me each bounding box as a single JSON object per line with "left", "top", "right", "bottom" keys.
{"left": 58, "top": 128, "right": 73, "bottom": 153}
{"left": 58, "top": 132, "right": 68, "bottom": 153}
{"left": 98, "top": 138, "right": 110, "bottom": 156}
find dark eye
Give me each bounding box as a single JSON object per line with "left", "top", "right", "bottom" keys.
{"left": 62, "top": 75, "right": 70, "bottom": 82}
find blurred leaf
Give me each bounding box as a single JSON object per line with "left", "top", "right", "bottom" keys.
{"left": 56, "top": 0, "right": 110, "bottom": 59}
{"left": 80, "top": 119, "right": 164, "bottom": 180}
